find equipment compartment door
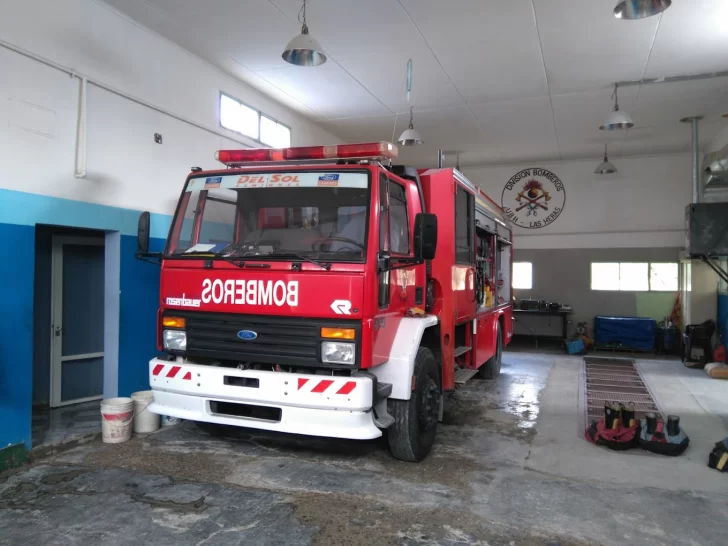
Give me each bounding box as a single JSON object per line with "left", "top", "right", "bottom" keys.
{"left": 454, "top": 185, "right": 476, "bottom": 320}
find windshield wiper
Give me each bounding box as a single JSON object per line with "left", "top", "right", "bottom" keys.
{"left": 171, "top": 250, "right": 246, "bottom": 268}
{"left": 266, "top": 251, "right": 331, "bottom": 271}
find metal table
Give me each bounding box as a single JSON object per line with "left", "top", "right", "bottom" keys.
{"left": 513, "top": 308, "right": 572, "bottom": 341}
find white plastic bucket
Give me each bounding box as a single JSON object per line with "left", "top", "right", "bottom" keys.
{"left": 131, "top": 391, "right": 160, "bottom": 433}
{"left": 100, "top": 397, "right": 134, "bottom": 443}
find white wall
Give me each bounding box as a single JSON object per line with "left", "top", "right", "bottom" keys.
{"left": 464, "top": 154, "right": 692, "bottom": 250}
{"left": 0, "top": 0, "right": 343, "bottom": 215}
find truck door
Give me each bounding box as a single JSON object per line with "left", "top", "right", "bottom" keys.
{"left": 454, "top": 185, "right": 476, "bottom": 321}
{"left": 372, "top": 173, "right": 417, "bottom": 364}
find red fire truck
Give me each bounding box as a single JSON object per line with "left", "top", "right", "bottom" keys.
{"left": 140, "top": 141, "right": 513, "bottom": 461}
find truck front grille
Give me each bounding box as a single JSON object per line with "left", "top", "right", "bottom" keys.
{"left": 172, "top": 311, "right": 361, "bottom": 368}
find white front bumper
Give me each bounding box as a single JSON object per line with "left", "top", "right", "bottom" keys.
{"left": 148, "top": 358, "right": 382, "bottom": 440}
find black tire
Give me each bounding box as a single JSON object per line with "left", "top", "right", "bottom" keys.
{"left": 387, "top": 347, "right": 441, "bottom": 462}
{"left": 194, "top": 421, "right": 231, "bottom": 437}
{"left": 479, "top": 321, "right": 503, "bottom": 379}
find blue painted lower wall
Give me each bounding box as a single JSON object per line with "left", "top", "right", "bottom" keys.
{"left": 118, "top": 234, "right": 165, "bottom": 397}
{"left": 0, "top": 188, "right": 171, "bottom": 453}
{"left": 0, "top": 224, "right": 35, "bottom": 453}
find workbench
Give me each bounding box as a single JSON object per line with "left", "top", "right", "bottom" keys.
{"left": 513, "top": 308, "right": 572, "bottom": 341}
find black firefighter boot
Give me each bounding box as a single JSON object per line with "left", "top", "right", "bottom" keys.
{"left": 604, "top": 401, "right": 621, "bottom": 430}
{"left": 620, "top": 402, "right": 636, "bottom": 428}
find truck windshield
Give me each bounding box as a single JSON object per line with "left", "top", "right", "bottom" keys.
{"left": 166, "top": 171, "right": 370, "bottom": 261}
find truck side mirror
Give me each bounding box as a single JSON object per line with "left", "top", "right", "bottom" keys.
{"left": 414, "top": 213, "right": 437, "bottom": 261}
{"left": 137, "top": 211, "right": 151, "bottom": 255}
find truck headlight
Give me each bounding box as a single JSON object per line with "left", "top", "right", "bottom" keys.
{"left": 163, "top": 329, "right": 187, "bottom": 351}
{"left": 321, "top": 342, "right": 355, "bottom": 365}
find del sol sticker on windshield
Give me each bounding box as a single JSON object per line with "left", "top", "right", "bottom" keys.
{"left": 186, "top": 172, "right": 367, "bottom": 191}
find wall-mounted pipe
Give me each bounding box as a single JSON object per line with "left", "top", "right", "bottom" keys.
{"left": 74, "top": 77, "right": 87, "bottom": 178}
{"left": 0, "top": 38, "right": 257, "bottom": 169}
{"left": 681, "top": 116, "right": 703, "bottom": 204}
{"left": 691, "top": 118, "right": 699, "bottom": 204}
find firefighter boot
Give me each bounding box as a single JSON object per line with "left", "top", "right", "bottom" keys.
{"left": 645, "top": 412, "right": 658, "bottom": 435}
{"left": 666, "top": 415, "right": 681, "bottom": 436}
{"left": 604, "top": 402, "right": 621, "bottom": 430}
{"left": 620, "top": 402, "right": 636, "bottom": 428}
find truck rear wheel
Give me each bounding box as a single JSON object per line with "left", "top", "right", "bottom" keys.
{"left": 479, "top": 322, "right": 503, "bottom": 379}
{"left": 387, "top": 347, "right": 440, "bottom": 462}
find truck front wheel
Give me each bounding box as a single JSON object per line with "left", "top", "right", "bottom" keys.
{"left": 387, "top": 347, "right": 440, "bottom": 462}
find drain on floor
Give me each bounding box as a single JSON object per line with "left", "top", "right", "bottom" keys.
{"left": 582, "top": 356, "right": 662, "bottom": 425}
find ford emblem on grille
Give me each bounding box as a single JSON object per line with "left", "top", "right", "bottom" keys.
{"left": 237, "top": 330, "right": 258, "bottom": 341}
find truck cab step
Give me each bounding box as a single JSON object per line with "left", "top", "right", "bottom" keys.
{"left": 454, "top": 368, "right": 479, "bottom": 385}
{"left": 376, "top": 382, "right": 392, "bottom": 400}
{"left": 454, "top": 346, "right": 472, "bottom": 358}
{"left": 373, "top": 382, "right": 394, "bottom": 429}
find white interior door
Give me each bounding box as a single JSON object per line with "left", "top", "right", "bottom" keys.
{"left": 51, "top": 235, "right": 105, "bottom": 407}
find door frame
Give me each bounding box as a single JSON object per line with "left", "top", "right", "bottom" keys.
{"left": 50, "top": 235, "right": 105, "bottom": 407}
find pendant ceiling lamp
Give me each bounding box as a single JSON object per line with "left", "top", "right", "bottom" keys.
{"left": 595, "top": 145, "right": 618, "bottom": 174}
{"left": 600, "top": 84, "right": 634, "bottom": 131}
{"left": 282, "top": 0, "right": 326, "bottom": 67}
{"left": 614, "top": 0, "right": 672, "bottom": 20}
{"left": 398, "top": 106, "right": 424, "bottom": 146}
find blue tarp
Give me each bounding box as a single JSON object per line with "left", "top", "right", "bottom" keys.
{"left": 594, "top": 316, "right": 656, "bottom": 352}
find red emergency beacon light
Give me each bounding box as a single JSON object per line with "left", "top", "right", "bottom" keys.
{"left": 215, "top": 141, "right": 398, "bottom": 166}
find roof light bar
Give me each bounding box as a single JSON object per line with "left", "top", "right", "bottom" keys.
{"left": 215, "top": 142, "right": 398, "bottom": 166}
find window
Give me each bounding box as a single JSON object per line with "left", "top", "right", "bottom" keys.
{"left": 220, "top": 93, "right": 291, "bottom": 147}
{"left": 378, "top": 175, "right": 390, "bottom": 308}
{"left": 649, "top": 263, "right": 679, "bottom": 292}
{"left": 513, "top": 262, "right": 533, "bottom": 290}
{"left": 455, "top": 186, "right": 473, "bottom": 263}
{"left": 591, "top": 262, "right": 678, "bottom": 291}
{"left": 220, "top": 94, "right": 259, "bottom": 140}
{"left": 199, "top": 190, "right": 238, "bottom": 245}
{"left": 166, "top": 173, "right": 369, "bottom": 258}
{"left": 389, "top": 182, "right": 410, "bottom": 255}
{"left": 260, "top": 115, "right": 291, "bottom": 148}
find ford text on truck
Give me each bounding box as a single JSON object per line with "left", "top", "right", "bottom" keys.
{"left": 140, "top": 141, "right": 513, "bottom": 461}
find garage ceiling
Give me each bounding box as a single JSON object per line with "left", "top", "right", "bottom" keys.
{"left": 103, "top": 0, "right": 728, "bottom": 167}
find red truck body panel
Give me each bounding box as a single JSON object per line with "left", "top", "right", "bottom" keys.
{"left": 157, "top": 161, "right": 512, "bottom": 389}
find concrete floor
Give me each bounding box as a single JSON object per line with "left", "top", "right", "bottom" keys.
{"left": 3, "top": 352, "right": 728, "bottom": 545}
{"left": 32, "top": 401, "right": 101, "bottom": 450}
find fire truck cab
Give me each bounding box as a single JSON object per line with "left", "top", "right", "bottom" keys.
{"left": 142, "top": 142, "right": 513, "bottom": 462}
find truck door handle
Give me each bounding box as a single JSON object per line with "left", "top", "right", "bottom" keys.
{"left": 54, "top": 326, "right": 63, "bottom": 337}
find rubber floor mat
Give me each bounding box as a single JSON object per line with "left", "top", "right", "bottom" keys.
{"left": 581, "top": 356, "right": 662, "bottom": 425}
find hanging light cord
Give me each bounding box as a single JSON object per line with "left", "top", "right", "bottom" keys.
{"left": 604, "top": 144, "right": 609, "bottom": 161}
{"left": 612, "top": 83, "right": 620, "bottom": 112}
{"left": 298, "top": 0, "right": 308, "bottom": 31}
{"left": 390, "top": 61, "right": 411, "bottom": 143}
{"left": 408, "top": 106, "right": 414, "bottom": 129}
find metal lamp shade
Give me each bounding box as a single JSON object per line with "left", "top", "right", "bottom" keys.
{"left": 397, "top": 127, "right": 424, "bottom": 146}
{"left": 595, "top": 159, "right": 618, "bottom": 174}
{"left": 614, "top": 0, "right": 672, "bottom": 19}
{"left": 600, "top": 109, "right": 634, "bottom": 131}
{"left": 282, "top": 28, "right": 327, "bottom": 66}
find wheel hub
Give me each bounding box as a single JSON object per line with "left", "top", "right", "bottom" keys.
{"left": 419, "top": 377, "right": 440, "bottom": 433}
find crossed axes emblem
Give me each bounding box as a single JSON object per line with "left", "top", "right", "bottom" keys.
{"left": 515, "top": 188, "right": 551, "bottom": 216}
